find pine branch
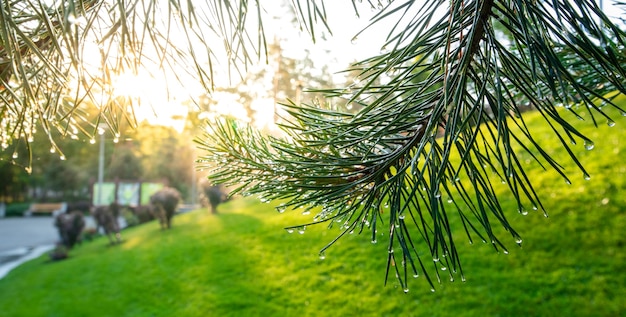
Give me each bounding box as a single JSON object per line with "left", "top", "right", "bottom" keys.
{"left": 198, "top": 0, "right": 626, "bottom": 291}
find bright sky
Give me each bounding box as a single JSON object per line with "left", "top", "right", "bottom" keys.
{"left": 124, "top": 0, "right": 624, "bottom": 130}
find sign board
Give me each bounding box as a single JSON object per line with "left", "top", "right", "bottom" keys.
{"left": 92, "top": 181, "right": 165, "bottom": 206}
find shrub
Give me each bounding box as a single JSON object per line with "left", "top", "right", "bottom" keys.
{"left": 5, "top": 203, "right": 31, "bottom": 217}
{"left": 81, "top": 227, "right": 98, "bottom": 241}
{"left": 121, "top": 208, "right": 139, "bottom": 227}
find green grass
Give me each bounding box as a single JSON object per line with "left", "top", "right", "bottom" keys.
{"left": 1, "top": 100, "right": 625, "bottom": 316}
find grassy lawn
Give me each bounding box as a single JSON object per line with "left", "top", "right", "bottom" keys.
{"left": 0, "top": 100, "right": 624, "bottom": 316}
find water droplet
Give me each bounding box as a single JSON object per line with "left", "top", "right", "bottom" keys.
{"left": 430, "top": 288, "right": 436, "bottom": 293}
{"left": 89, "top": 138, "right": 96, "bottom": 144}
{"left": 12, "top": 153, "right": 18, "bottom": 159}
{"left": 515, "top": 238, "right": 523, "bottom": 245}
{"left": 319, "top": 252, "right": 326, "bottom": 260}
{"left": 49, "top": 147, "right": 56, "bottom": 153}
{"left": 298, "top": 226, "right": 306, "bottom": 234}
{"left": 60, "top": 155, "right": 66, "bottom": 161}
{"left": 276, "top": 205, "right": 287, "bottom": 213}
{"left": 441, "top": 267, "right": 447, "bottom": 271}
{"left": 371, "top": 239, "right": 377, "bottom": 244}
{"left": 565, "top": 179, "right": 571, "bottom": 185}
{"left": 286, "top": 228, "right": 294, "bottom": 234}
{"left": 461, "top": 276, "right": 466, "bottom": 282}
{"left": 403, "top": 288, "right": 409, "bottom": 293}
{"left": 388, "top": 248, "right": 394, "bottom": 254}
{"left": 583, "top": 173, "right": 591, "bottom": 180}
{"left": 584, "top": 140, "right": 595, "bottom": 150}
{"left": 433, "top": 257, "right": 440, "bottom": 262}
{"left": 607, "top": 120, "right": 616, "bottom": 127}
{"left": 413, "top": 273, "right": 419, "bottom": 278}
{"left": 398, "top": 215, "right": 405, "bottom": 220}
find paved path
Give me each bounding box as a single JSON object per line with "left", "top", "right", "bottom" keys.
{"left": 0, "top": 217, "right": 58, "bottom": 279}
{"left": 0, "top": 217, "right": 58, "bottom": 253}
{"left": 0, "top": 216, "right": 102, "bottom": 279}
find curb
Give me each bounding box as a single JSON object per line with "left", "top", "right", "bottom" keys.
{"left": 0, "top": 245, "right": 55, "bottom": 280}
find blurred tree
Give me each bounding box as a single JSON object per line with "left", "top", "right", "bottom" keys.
{"left": 0, "top": 159, "right": 29, "bottom": 202}
{"left": 108, "top": 141, "right": 143, "bottom": 181}
{"left": 129, "top": 123, "right": 195, "bottom": 200}
{"left": 199, "top": 40, "right": 337, "bottom": 129}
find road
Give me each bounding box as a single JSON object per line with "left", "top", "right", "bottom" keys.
{"left": 0, "top": 217, "right": 58, "bottom": 253}
{"left": 0, "top": 215, "right": 104, "bottom": 279}
{"left": 0, "top": 216, "right": 58, "bottom": 279}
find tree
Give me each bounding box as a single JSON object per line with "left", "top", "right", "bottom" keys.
{"left": 107, "top": 141, "right": 143, "bottom": 181}
{"left": 199, "top": 40, "right": 338, "bottom": 130}
{"left": 2, "top": 0, "right": 626, "bottom": 291}
{"left": 128, "top": 123, "right": 195, "bottom": 199}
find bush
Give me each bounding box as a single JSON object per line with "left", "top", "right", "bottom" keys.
{"left": 121, "top": 208, "right": 139, "bottom": 227}
{"left": 48, "top": 244, "right": 69, "bottom": 261}
{"left": 5, "top": 203, "right": 31, "bottom": 217}
{"left": 81, "top": 227, "right": 98, "bottom": 242}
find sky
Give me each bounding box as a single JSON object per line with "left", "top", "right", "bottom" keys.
{"left": 129, "top": 0, "right": 625, "bottom": 130}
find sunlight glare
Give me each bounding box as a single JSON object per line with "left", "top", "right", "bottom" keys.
{"left": 111, "top": 71, "right": 190, "bottom": 132}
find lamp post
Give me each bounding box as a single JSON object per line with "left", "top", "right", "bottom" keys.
{"left": 96, "top": 125, "right": 106, "bottom": 206}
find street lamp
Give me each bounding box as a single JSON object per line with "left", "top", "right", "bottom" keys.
{"left": 96, "top": 125, "right": 106, "bottom": 206}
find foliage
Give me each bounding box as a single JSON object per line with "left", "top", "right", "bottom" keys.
{"left": 121, "top": 208, "right": 140, "bottom": 227}
{"left": 127, "top": 124, "right": 195, "bottom": 199}
{"left": 199, "top": 40, "right": 338, "bottom": 130}
{"left": 0, "top": 119, "right": 196, "bottom": 203}
{"left": 0, "top": 159, "right": 29, "bottom": 202}
{"left": 1, "top": 0, "right": 241, "bottom": 152}
{"left": 0, "top": 106, "right": 624, "bottom": 314}
{"left": 197, "top": 1, "right": 626, "bottom": 288}
{"left": 3, "top": 202, "right": 30, "bottom": 217}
